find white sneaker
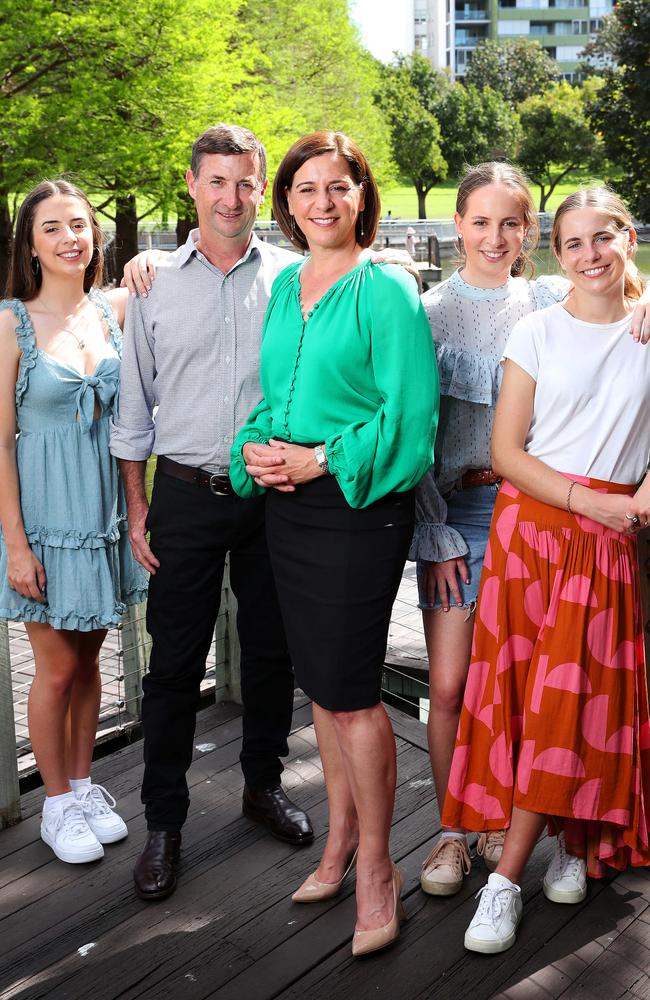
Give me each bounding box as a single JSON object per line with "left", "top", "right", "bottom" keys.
{"left": 464, "top": 873, "right": 523, "bottom": 954}
{"left": 75, "top": 783, "right": 128, "bottom": 844}
{"left": 477, "top": 830, "right": 506, "bottom": 872}
{"left": 41, "top": 797, "right": 104, "bottom": 863}
{"left": 421, "top": 835, "right": 471, "bottom": 896}
{"left": 543, "top": 831, "right": 587, "bottom": 904}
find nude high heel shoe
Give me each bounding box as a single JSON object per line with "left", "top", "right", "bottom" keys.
{"left": 292, "top": 848, "right": 358, "bottom": 902}
{"left": 351, "top": 864, "right": 405, "bottom": 957}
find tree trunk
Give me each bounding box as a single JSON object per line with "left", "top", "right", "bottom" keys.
{"left": 114, "top": 193, "right": 139, "bottom": 282}
{"left": 538, "top": 186, "right": 549, "bottom": 213}
{"left": 416, "top": 184, "right": 427, "bottom": 220}
{"left": 0, "top": 192, "right": 13, "bottom": 296}
{"left": 175, "top": 216, "right": 195, "bottom": 247}
{"left": 175, "top": 191, "right": 196, "bottom": 248}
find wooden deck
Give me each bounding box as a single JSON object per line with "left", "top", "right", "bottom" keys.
{"left": 2, "top": 697, "right": 650, "bottom": 1000}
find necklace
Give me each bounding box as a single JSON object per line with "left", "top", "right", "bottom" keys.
{"left": 38, "top": 297, "right": 88, "bottom": 350}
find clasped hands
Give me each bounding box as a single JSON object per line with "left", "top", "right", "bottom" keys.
{"left": 242, "top": 439, "right": 324, "bottom": 492}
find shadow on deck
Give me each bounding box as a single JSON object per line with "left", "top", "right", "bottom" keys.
{"left": 2, "top": 697, "right": 650, "bottom": 1000}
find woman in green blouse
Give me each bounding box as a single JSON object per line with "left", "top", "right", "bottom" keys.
{"left": 231, "top": 131, "right": 439, "bottom": 956}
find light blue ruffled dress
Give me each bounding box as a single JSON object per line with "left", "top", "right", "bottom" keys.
{"left": 0, "top": 289, "right": 148, "bottom": 630}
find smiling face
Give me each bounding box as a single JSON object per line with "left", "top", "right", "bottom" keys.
{"left": 286, "top": 152, "right": 365, "bottom": 253}
{"left": 554, "top": 206, "right": 635, "bottom": 299}
{"left": 186, "top": 152, "right": 267, "bottom": 246}
{"left": 455, "top": 183, "right": 527, "bottom": 288}
{"left": 30, "top": 195, "right": 94, "bottom": 281}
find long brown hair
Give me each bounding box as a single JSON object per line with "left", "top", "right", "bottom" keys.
{"left": 455, "top": 162, "right": 539, "bottom": 278}
{"left": 272, "top": 131, "right": 381, "bottom": 251}
{"left": 6, "top": 180, "right": 104, "bottom": 300}
{"left": 551, "top": 187, "right": 643, "bottom": 301}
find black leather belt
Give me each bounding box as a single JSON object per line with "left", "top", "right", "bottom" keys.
{"left": 157, "top": 455, "right": 234, "bottom": 495}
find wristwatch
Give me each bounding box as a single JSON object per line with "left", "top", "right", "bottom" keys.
{"left": 314, "top": 444, "right": 329, "bottom": 475}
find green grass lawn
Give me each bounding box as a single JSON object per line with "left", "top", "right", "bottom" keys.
{"left": 377, "top": 177, "right": 608, "bottom": 221}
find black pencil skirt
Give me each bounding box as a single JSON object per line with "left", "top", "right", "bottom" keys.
{"left": 265, "top": 476, "right": 415, "bottom": 711}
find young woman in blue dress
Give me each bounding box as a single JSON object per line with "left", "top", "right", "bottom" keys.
{"left": 0, "top": 180, "right": 147, "bottom": 864}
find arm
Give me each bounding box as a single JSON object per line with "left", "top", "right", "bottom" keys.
{"left": 120, "top": 249, "right": 168, "bottom": 297}
{"left": 325, "top": 266, "right": 439, "bottom": 508}
{"left": 109, "top": 294, "right": 156, "bottom": 462}
{"left": 118, "top": 459, "right": 160, "bottom": 574}
{"left": 0, "top": 313, "right": 45, "bottom": 602}
{"left": 104, "top": 286, "right": 128, "bottom": 329}
{"left": 411, "top": 469, "right": 470, "bottom": 612}
{"left": 229, "top": 397, "right": 280, "bottom": 498}
{"left": 492, "top": 360, "right": 634, "bottom": 532}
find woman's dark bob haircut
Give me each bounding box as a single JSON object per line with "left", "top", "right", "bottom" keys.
{"left": 272, "top": 131, "right": 381, "bottom": 252}
{"left": 7, "top": 179, "right": 104, "bottom": 300}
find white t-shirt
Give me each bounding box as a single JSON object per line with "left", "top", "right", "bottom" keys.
{"left": 503, "top": 302, "right": 650, "bottom": 485}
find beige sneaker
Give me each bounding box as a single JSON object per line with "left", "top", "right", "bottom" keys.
{"left": 476, "top": 830, "right": 506, "bottom": 872}
{"left": 421, "top": 836, "right": 471, "bottom": 896}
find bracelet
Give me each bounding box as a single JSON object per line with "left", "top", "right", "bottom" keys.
{"left": 566, "top": 480, "right": 577, "bottom": 515}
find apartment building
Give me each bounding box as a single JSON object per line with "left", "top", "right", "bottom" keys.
{"left": 413, "top": 0, "right": 614, "bottom": 81}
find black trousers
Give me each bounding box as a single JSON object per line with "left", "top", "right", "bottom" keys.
{"left": 141, "top": 470, "right": 294, "bottom": 831}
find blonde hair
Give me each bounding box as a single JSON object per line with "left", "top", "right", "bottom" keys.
{"left": 455, "top": 162, "right": 539, "bottom": 278}
{"left": 551, "top": 187, "right": 643, "bottom": 301}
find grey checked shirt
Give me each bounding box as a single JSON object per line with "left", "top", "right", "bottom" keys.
{"left": 110, "top": 230, "right": 299, "bottom": 473}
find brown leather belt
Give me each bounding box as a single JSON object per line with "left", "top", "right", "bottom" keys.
{"left": 157, "top": 455, "right": 234, "bottom": 495}
{"left": 461, "top": 468, "right": 502, "bottom": 489}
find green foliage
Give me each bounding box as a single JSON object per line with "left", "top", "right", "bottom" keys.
{"left": 436, "top": 84, "right": 520, "bottom": 179}
{"left": 466, "top": 37, "right": 560, "bottom": 108}
{"left": 517, "top": 81, "right": 603, "bottom": 211}
{"left": 584, "top": 0, "right": 650, "bottom": 221}
{"left": 376, "top": 54, "right": 449, "bottom": 219}
{"left": 229, "top": 0, "right": 392, "bottom": 184}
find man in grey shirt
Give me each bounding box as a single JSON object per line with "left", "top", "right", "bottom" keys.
{"left": 110, "top": 124, "right": 313, "bottom": 901}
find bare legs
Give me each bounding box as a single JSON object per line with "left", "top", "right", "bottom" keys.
{"left": 423, "top": 607, "right": 474, "bottom": 828}
{"left": 26, "top": 623, "right": 106, "bottom": 795}
{"left": 495, "top": 806, "right": 547, "bottom": 884}
{"left": 311, "top": 701, "right": 397, "bottom": 931}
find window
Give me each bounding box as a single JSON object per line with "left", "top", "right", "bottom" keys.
{"left": 572, "top": 19, "right": 587, "bottom": 33}
{"left": 498, "top": 19, "right": 529, "bottom": 33}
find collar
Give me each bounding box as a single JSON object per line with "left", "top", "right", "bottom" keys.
{"left": 449, "top": 267, "right": 516, "bottom": 302}
{"left": 178, "top": 229, "right": 261, "bottom": 271}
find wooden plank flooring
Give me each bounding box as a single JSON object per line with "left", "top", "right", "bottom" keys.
{"left": 2, "top": 698, "right": 650, "bottom": 1000}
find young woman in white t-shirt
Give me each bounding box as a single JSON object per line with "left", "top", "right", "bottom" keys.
{"left": 441, "top": 187, "right": 650, "bottom": 954}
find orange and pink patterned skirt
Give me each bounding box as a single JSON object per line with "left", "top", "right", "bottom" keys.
{"left": 442, "top": 476, "right": 650, "bottom": 877}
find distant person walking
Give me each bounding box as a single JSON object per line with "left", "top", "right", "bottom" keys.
{"left": 0, "top": 180, "right": 147, "bottom": 864}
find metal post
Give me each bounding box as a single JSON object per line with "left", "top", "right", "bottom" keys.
{"left": 222, "top": 556, "right": 242, "bottom": 704}
{"left": 120, "top": 602, "right": 151, "bottom": 721}
{"left": 0, "top": 621, "right": 21, "bottom": 828}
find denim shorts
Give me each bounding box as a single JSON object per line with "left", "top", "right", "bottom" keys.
{"left": 416, "top": 483, "right": 500, "bottom": 611}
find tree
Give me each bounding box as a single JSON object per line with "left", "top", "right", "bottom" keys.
{"left": 517, "top": 80, "right": 604, "bottom": 211}
{"left": 466, "top": 38, "right": 560, "bottom": 108}
{"left": 376, "top": 55, "right": 448, "bottom": 218}
{"left": 584, "top": 0, "right": 650, "bottom": 221}
{"left": 234, "top": 0, "right": 392, "bottom": 184}
{"left": 436, "top": 84, "right": 520, "bottom": 179}
{"left": 0, "top": 0, "right": 244, "bottom": 285}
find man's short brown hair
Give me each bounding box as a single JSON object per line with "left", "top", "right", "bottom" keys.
{"left": 191, "top": 124, "right": 267, "bottom": 183}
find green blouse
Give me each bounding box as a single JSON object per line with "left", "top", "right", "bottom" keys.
{"left": 230, "top": 258, "right": 440, "bottom": 509}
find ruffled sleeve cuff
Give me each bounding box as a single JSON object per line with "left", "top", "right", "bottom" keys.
{"left": 229, "top": 426, "right": 270, "bottom": 499}
{"left": 435, "top": 341, "right": 502, "bottom": 405}
{"left": 408, "top": 521, "right": 469, "bottom": 563}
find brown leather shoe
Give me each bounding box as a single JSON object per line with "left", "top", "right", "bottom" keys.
{"left": 133, "top": 830, "right": 182, "bottom": 901}
{"left": 242, "top": 785, "right": 314, "bottom": 846}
